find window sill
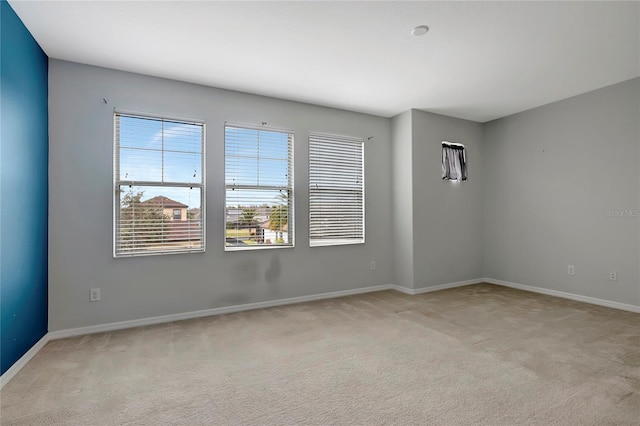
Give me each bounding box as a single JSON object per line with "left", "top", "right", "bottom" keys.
{"left": 114, "top": 248, "right": 205, "bottom": 258}
{"left": 225, "top": 244, "right": 294, "bottom": 252}
{"left": 310, "top": 239, "right": 365, "bottom": 248}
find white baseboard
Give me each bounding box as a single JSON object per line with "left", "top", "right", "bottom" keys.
{"left": 48, "top": 284, "right": 394, "bottom": 340}
{"left": 5, "top": 278, "right": 637, "bottom": 390}
{"left": 391, "top": 278, "right": 483, "bottom": 295}
{"left": 5, "top": 284, "right": 394, "bottom": 388}
{"left": 484, "top": 278, "right": 640, "bottom": 313}
{"left": 0, "top": 334, "right": 50, "bottom": 390}
{"left": 50, "top": 276, "right": 636, "bottom": 342}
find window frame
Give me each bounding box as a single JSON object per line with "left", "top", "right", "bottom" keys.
{"left": 113, "top": 111, "right": 206, "bottom": 257}
{"left": 308, "top": 132, "right": 365, "bottom": 247}
{"left": 223, "top": 122, "right": 295, "bottom": 251}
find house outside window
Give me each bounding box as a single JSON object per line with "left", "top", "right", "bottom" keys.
{"left": 224, "top": 123, "right": 294, "bottom": 250}
{"left": 114, "top": 113, "right": 205, "bottom": 256}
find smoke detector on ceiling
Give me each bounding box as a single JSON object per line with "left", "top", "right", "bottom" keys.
{"left": 411, "top": 25, "right": 430, "bottom": 36}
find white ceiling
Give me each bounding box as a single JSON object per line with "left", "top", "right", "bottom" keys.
{"left": 9, "top": 1, "right": 640, "bottom": 122}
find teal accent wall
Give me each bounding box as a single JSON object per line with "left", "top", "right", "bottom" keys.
{"left": 1, "top": 0, "right": 49, "bottom": 375}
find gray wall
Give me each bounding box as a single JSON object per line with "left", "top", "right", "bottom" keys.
{"left": 483, "top": 78, "right": 640, "bottom": 306}
{"left": 390, "top": 110, "right": 484, "bottom": 290}
{"left": 48, "top": 60, "right": 394, "bottom": 331}
{"left": 412, "top": 110, "right": 484, "bottom": 287}
{"left": 390, "top": 111, "right": 414, "bottom": 289}
{"left": 48, "top": 60, "right": 639, "bottom": 331}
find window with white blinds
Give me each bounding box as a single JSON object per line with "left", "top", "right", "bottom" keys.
{"left": 309, "top": 132, "right": 364, "bottom": 247}
{"left": 114, "top": 113, "right": 205, "bottom": 257}
{"left": 225, "top": 124, "right": 294, "bottom": 250}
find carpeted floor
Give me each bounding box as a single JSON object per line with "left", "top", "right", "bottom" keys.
{"left": 1, "top": 284, "right": 639, "bottom": 425}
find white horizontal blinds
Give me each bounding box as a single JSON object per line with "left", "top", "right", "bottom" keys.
{"left": 115, "top": 113, "right": 204, "bottom": 256}
{"left": 309, "top": 132, "right": 364, "bottom": 246}
{"left": 225, "top": 125, "right": 294, "bottom": 248}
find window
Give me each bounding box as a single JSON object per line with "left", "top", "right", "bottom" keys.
{"left": 114, "top": 113, "right": 205, "bottom": 256}
{"left": 224, "top": 124, "right": 294, "bottom": 249}
{"left": 309, "top": 132, "right": 364, "bottom": 247}
{"left": 442, "top": 141, "right": 467, "bottom": 181}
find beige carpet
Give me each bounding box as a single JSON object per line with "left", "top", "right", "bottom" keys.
{"left": 1, "top": 284, "right": 639, "bottom": 425}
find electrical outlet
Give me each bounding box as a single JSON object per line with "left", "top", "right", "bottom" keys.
{"left": 609, "top": 271, "right": 618, "bottom": 281}
{"left": 370, "top": 261, "right": 376, "bottom": 271}
{"left": 567, "top": 265, "right": 575, "bottom": 275}
{"left": 90, "top": 288, "right": 101, "bottom": 302}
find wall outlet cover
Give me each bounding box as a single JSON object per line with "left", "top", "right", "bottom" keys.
{"left": 90, "top": 288, "right": 101, "bottom": 302}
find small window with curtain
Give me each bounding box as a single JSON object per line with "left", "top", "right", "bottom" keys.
{"left": 309, "top": 132, "right": 364, "bottom": 247}
{"left": 442, "top": 141, "right": 467, "bottom": 182}
{"left": 114, "top": 112, "right": 205, "bottom": 257}
{"left": 225, "top": 124, "right": 294, "bottom": 250}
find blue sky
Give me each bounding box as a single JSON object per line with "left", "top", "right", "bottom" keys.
{"left": 224, "top": 126, "right": 291, "bottom": 210}
{"left": 118, "top": 115, "right": 203, "bottom": 209}
{"left": 117, "top": 116, "right": 291, "bottom": 210}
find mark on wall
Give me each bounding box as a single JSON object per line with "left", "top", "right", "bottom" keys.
{"left": 265, "top": 255, "right": 282, "bottom": 294}
{"left": 231, "top": 258, "right": 260, "bottom": 286}
{"left": 218, "top": 255, "right": 283, "bottom": 305}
